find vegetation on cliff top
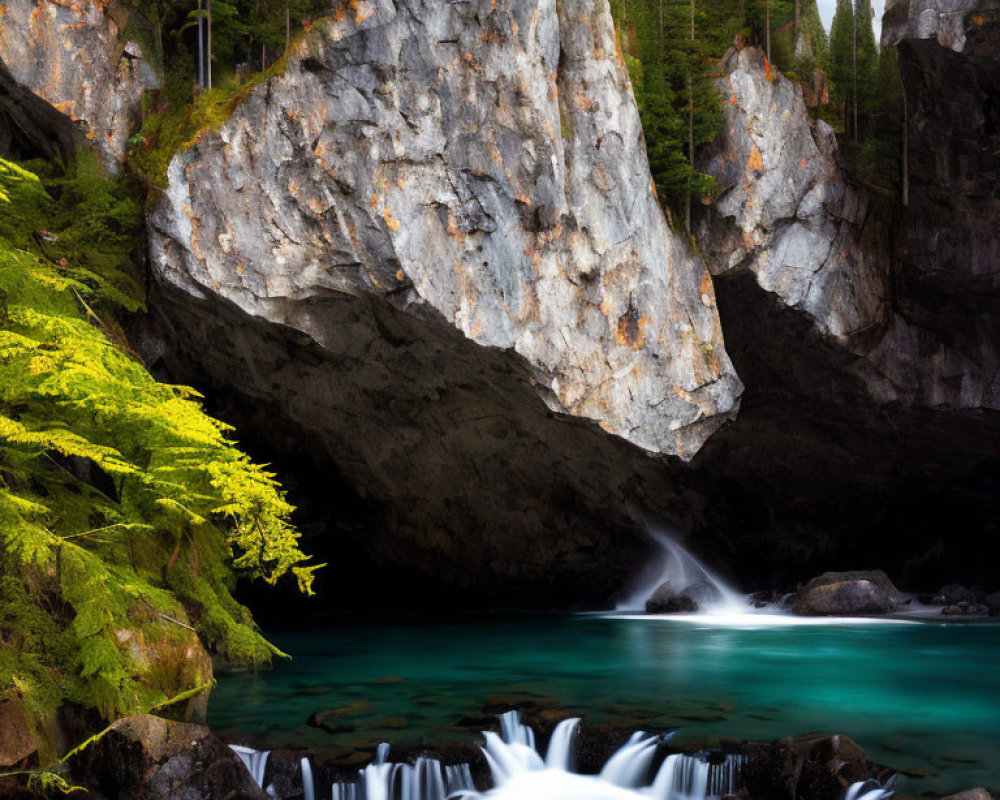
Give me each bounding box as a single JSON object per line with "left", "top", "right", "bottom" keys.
{"left": 0, "top": 156, "right": 318, "bottom": 729}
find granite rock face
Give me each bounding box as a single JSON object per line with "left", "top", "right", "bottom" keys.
{"left": 685, "top": 40, "right": 999, "bottom": 593}
{"left": 698, "top": 47, "right": 889, "bottom": 342}
{"left": 151, "top": 0, "right": 741, "bottom": 458}
{"left": 882, "top": 0, "right": 998, "bottom": 50}
{"left": 0, "top": 0, "right": 158, "bottom": 171}
{"left": 142, "top": 0, "right": 743, "bottom": 603}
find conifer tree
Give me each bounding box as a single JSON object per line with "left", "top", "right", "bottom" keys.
{"left": 828, "top": 0, "right": 855, "bottom": 131}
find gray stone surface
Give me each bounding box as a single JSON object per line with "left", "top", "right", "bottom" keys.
{"left": 0, "top": 0, "right": 158, "bottom": 171}
{"left": 882, "top": 0, "right": 999, "bottom": 50}
{"left": 150, "top": 0, "right": 741, "bottom": 460}
{"left": 697, "top": 47, "right": 888, "bottom": 342}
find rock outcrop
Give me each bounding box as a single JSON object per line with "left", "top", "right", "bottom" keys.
{"left": 141, "top": 0, "right": 743, "bottom": 604}
{"left": 68, "top": 715, "right": 267, "bottom": 800}
{"left": 0, "top": 0, "right": 157, "bottom": 171}
{"left": 684, "top": 39, "right": 1000, "bottom": 594}
{"left": 788, "top": 570, "right": 905, "bottom": 616}
{"left": 698, "top": 47, "right": 889, "bottom": 343}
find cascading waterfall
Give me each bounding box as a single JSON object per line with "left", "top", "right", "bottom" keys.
{"left": 844, "top": 776, "right": 897, "bottom": 800}
{"left": 230, "top": 744, "right": 270, "bottom": 788}
{"left": 617, "top": 527, "right": 747, "bottom": 613}
{"left": 302, "top": 757, "right": 316, "bottom": 800}
{"left": 325, "top": 711, "right": 743, "bottom": 800}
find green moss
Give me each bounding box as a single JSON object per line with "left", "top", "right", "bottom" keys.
{"left": 129, "top": 23, "right": 322, "bottom": 192}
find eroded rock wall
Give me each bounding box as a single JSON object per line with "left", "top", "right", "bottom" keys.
{"left": 142, "top": 0, "right": 745, "bottom": 603}
{"left": 0, "top": 0, "right": 157, "bottom": 170}
{"left": 151, "top": 0, "right": 741, "bottom": 459}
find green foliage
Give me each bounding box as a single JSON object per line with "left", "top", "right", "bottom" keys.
{"left": 0, "top": 158, "right": 317, "bottom": 724}
{"left": 609, "top": 0, "right": 722, "bottom": 225}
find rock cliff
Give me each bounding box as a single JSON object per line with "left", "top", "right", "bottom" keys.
{"left": 1, "top": 0, "right": 996, "bottom": 606}
{"left": 688, "top": 35, "right": 998, "bottom": 590}
{"left": 140, "top": 0, "right": 743, "bottom": 604}
{"left": 0, "top": 0, "right": 157, "bottom": 170}
{"left": 697, "top": 47, "right": 889, "bottom": 343}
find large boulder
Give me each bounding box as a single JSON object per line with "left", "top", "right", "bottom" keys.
{"left": 789, "top": 570, "right": 905, "bottom": 616}
{"left": 745, "top": 733, "right": 884, "bottom": 800}
{"left": 68, "top": 715, "right": 267, "bottom": 800}
{"left": 0, "top": 0, "right": 158, "bottom": 170}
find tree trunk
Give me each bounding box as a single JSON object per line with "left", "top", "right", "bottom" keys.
{"left": 766, "top": 0, "right": 771, "bottom": 62}
{"left": 686, "top": 0, "right": 695, "bottom": 236}
{"left": 901, "top": 89, "right": 909, "bottom": 206}
{"left": 853, "top": 6, "right": 858, "bottom": 142}
{"left": 285, "top": 0, "right": 291, "bottom": 52}
{"left": 196, "top": 0, "right": 204, "bottom": 89}
{"left": 206, "top": 0, "right": 213, "bottom": 90}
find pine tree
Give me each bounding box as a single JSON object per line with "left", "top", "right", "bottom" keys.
{"left": 828, "top": 0, "right": 855, "bottom": 131}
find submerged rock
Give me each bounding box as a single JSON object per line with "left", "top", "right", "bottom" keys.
{"left": 0, "top": 0, "right": 158, "bottom": 170}
{"left": 68, "top": 715, "right": 267, "bottom": 800}
{"left": 745, "top": 733, "right": 884, "bottom": 800}
{"left": 645, "top": 581, "right": 699, "bottom": 613}
{"left": 789, "top": 570, "right": 905, "bottom": 616}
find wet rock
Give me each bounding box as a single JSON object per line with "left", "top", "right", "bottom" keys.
{"left": 936, "top": 584, "right": 976, "bottom": 604}
{"left": 68, "top": 715, "right": 267, "bottom": 800}
{"left": 940, "top": 789, "right": 994, "bottom": 800}
{"left": 645, "top": 580, "right": 699, "bottom": 613}
{"left": 0, "top": 0, "right": 158, "bottom": 171}
{"left": 789, "top": 571, "right": 905, "bottom": 616}
{"left": 986, "top": 592, "right": 1000, "bottom": 617}
{"left": 0, "top": 695, "right": 35, "bottom": 768}
{"left": 745, "top": 733, "right": 883, "bottom": 800}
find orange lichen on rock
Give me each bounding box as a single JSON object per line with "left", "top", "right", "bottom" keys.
{"left": 748, "top": 143, "right": 763, "bottom": 172}
{"left": 384, "top": 208, "right": 401, "bottom": 231}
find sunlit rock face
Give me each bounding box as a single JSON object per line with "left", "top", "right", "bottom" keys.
{"left": 0, "top": 0, "right": 157, "bottom": 171}
{"left": 698, "top": 43, "right": 998, "bottom": 412}
{"left": 697, "top": 47, "right": 889, "bottom": 343}
{"left": 150, "top": 0, "right": 741, "bottom": 458}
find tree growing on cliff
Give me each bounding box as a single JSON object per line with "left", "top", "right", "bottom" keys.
{"left": 828, "top": 0, "right": 856, "bottom": 133}
{"left": 611, "top": 0, "right": 720, "bottom": 231}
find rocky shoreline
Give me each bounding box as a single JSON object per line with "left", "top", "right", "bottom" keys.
{"left": 645, "top": 569, "right": 1000, "bottom": 619}
{"left": 2, "top": 708, "right": 996, "bottom": 800}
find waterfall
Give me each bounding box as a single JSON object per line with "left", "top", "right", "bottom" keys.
{"left": 844, "top": 776, "right": 897, "bottom": 800}
{"left": 331, "top": 745, "right": 475, "bottom": 800}
{"left": 327, "top": 711, "right": 744, "bottom": 800}
{"left": 545, "top": 717, "right": 580, "bottom": 771}
{"left": 230, "top": 744, "right": 270, "bottom": 788}
{"left": 617, "top": 526, "right": 747, "bottom": 613}
{"left": 302, "top": 757, "right": 316, "bottom": 800}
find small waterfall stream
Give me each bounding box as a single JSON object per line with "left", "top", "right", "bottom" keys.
{"left": 618, "top": 527, "right": 747, "bottom": 613}
{"left": 231, "top": 712, "right": 896, "bottom": 800}
{"left": 323, "top": 711, "right": 743, "bottom": 800}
